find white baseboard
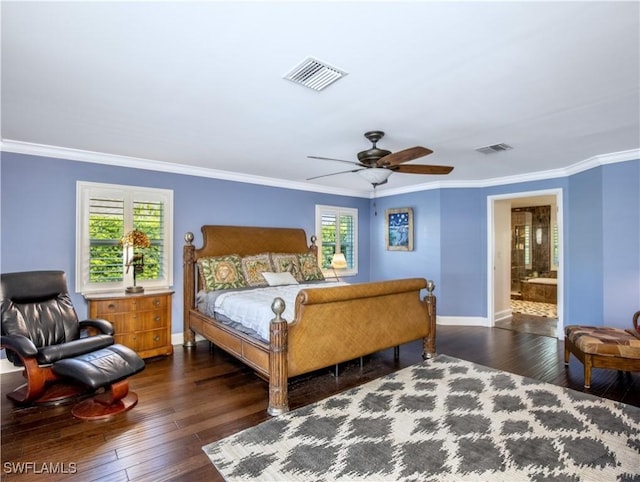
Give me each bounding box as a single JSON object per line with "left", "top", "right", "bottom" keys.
{"left": 436, "top": 316, "right": 491, "bottom": 327}
{"left": 0, "top": 358, "right": 22, "bottom": 374}
{"left": 171, "top": 332, "right": 205, "bottom": 346}
{"left": 494, "top": 309, "right": 513, "bottom": 322}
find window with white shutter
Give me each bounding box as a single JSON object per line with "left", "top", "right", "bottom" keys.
{"left": 315, "top": 205, "right": 358, "bottom": 277}
{"left": 76, "top": 181, "right": 173, "bottom": 293}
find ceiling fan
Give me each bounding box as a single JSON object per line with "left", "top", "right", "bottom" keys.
{"left": 307, "top": 131, "right": 454, "bottom": 187}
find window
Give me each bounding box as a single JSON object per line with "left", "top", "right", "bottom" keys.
{"left": 315, "top": 205, "right": 358, "bottom": 277}
{"left": 76, "top": 181, "right": 173, "bottom": 293}
{"left": 523, "top": 224, "right": 531, "bottom": 269}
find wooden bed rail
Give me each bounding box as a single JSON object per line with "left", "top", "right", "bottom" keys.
{"left": 182, "top": 226, "right": 437, "bottom": 416}
{"left": 267, "top": 280, "right": 437, "bottom": 415}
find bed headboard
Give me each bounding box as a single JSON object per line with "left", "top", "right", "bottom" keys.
{"left": 195, "top": 225, "right": 311, "bottom": 258}
{"left": 183, "top": 225, "right": 317, "bottom": 346}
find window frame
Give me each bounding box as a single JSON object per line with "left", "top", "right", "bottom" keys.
{"left": 315, "top": 204, "right": 358, "bottom": 278}
{"left": 75, "top": 181, "right": 174, "bottom": 294}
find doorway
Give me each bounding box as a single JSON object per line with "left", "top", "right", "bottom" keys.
{"left": 487, "top": 189, "right": 563, "bottom": 338}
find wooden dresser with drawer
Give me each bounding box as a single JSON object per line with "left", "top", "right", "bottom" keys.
{"left": 85, "top": 290, "right": 174, "bottom": 359}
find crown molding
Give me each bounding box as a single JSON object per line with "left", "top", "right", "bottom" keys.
{"left": 1, "top": 140, "right": 637, "bottom": 200}
{"left": 374, "top": 148, "right": 640, "bottom": 198}
{"left": 0, "top": 139, "right": 370, "bottom": 198}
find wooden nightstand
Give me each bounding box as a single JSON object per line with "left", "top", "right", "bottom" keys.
{"left": 85, "top": 289, "right": 174, "bottom": 359}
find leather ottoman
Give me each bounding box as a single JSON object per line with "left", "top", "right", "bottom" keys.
{"left": 53, "top": 344, "right": 145, "bottom": 420}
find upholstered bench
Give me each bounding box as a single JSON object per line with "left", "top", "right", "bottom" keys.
{"left": 564, "top": 318, "right": 640, "bottom": 388}
{"left": 52, "top": 344, "right": 145, "bottom": 420}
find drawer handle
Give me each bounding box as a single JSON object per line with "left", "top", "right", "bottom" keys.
{"left": 154, "top": 335, "right": 160, "bottom": 342}
{"left": 155, "top": 316, "right": 161, "bottom": 321}
{"left": 153, "top": 298, "right": 161, "bottom": 307}
{"left": 108, "top": 303, "right": 116, "bottom": 310}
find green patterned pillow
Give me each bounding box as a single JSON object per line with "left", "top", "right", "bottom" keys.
{"left": 241, "top": 253, "right": 272, "bottom": 287}
{"left": 270, "top": 253, "right": 303, "bottom": 282}
{"left": 298, "top": 252, "right": 325, "bottom": 281}
{"left": 197, "top": 255, "right": 247, "bottom": 290}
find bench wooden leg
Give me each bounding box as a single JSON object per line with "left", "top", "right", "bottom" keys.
{"left": 583, "top": 354, "right": 592, "bottom": 388}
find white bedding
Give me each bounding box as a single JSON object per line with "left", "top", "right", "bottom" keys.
{"left": 213, "top": 281, "right": 348, "bottom": 341}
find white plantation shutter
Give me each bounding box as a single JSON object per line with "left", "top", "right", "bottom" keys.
{"left": 88, "top": 195, "right": 125, "bottom": 284}
{"left": 339, "top": 212, "right": 355, "bottom": 269}
{"left": 316, "top": 205, "right": 358, "bottom": 276}
{"left": 76, "top": 182, "right": 173, "bottom": 293}
{"left": 321, "top": 210, "right": 338, "bottom": 268}
{"left": 133, "top": 199, "right": 165, "bottom": 282}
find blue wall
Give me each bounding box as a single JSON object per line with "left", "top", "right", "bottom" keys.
{"left": 0, "top": 152, "right": 370, "bottom": 335}
{"left": 1, "top": 152, "right": 639, "bottom": 333}
{"left": 566, "top": 168, "right": 604, "bottom": 326}
{"left": 368, "top": 187, "right": 486, "bottom": 316}
{"left": 602, "top": 161, "right": 640, "bottom": 325}
{"left": 369, "top": 189, "right": 442, "bottom": 288}
{"left": 368, "top": 163, "right": 639, "bottom": 329}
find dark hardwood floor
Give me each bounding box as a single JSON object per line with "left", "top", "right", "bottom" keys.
{"left": 2, "top": 326, "right": 639, "bottom": 481}
{"left": 494, "top": 311, "right": 558, "bottom": 337}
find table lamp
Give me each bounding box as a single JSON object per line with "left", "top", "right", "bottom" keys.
{"left": 120, "top": 229, "right": 150, "bottom": 294}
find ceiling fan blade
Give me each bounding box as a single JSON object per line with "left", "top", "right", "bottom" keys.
{"left": 392, "top": 164, "right": 454, "bottom": 175}
{"left": 377, "top": 146, "right": 433, "bottom": 167}
{"left": 306, "top": 168, "right": 364, "bottom": 181}
{"left": 307, "top": 155, "right": 363, "bottom": 167}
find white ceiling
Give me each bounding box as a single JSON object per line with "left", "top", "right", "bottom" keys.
{"left": 2, "top": 1, "right": 639, "bottom": 197}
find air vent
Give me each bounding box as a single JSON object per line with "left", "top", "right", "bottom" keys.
{"left": 475, "top": 143, "right": 513, "bottom": 154}
{"left": 283, "top": 57, "right": 347, "bottom": 91}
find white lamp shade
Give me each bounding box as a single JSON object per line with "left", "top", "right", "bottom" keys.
{"left": 358, "top": 168, "right": 392, "bottom": 185}
{"left": 330, "top": 253, "right": 348, "bottom": 269}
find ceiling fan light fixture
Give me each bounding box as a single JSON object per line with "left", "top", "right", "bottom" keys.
{"left": 358, "top": 168, "right": 392, "bottom": 185}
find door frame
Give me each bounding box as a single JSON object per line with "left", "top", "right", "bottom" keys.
{"left": 487, "top": 188, "right": 564, "bottom": 338}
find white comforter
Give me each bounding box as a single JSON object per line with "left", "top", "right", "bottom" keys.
{"left": 214, "top": 282, "right": 348, "bottom": 341}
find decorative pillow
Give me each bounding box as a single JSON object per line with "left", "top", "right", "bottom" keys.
{"left": 298, "top": 252, "right": 325, "bottom": 281}
{"left": 262, "top": 271, "right": 299, "bottom": 287}
{"left": 241, "top": 253, "right": 273, "bottom": 287}
{"left": 197, "top": 255, "right": 247, "bottom": 290}
{"left": 270, "top": 253, "right": 303, "bottom": 282}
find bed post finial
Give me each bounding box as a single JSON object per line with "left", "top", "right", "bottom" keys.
{"left": 309, "top": 235, "right": 318, "bottom": 257}
{"left": 183, "top": 232, "right": 197, "bottom": 347}
{"left": 268, "top": 297, "right": 289, "bottom": 416}
{"left": 423, "top": 279, "right": 436, "bottom": 360}
{"left": 426, "top": 279, "right": 435, "bottom": 294}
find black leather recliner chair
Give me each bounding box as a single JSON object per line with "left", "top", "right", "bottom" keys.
{"left": 1, "top": 270, "right": 145, "bottom": 420}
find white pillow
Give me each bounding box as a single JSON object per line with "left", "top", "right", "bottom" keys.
{"left": 262, "top": 271, "right": 299, "bottom": 286}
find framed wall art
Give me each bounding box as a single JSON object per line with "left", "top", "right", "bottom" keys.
{"left": 385, "top": 207, "right": 413, "bottom": 251}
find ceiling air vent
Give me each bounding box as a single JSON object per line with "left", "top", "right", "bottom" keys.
{"left": 475, "top": 143, "right": 513, "bottom": 154}
{"left": 283, "top": 57, "right": 347, "bottom": 91}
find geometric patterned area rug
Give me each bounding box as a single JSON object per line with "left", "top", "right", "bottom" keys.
{"left": 203, "top": 355, "right": 640, "bottom": 481}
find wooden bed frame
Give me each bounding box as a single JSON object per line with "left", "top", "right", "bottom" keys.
{"left": 183, "top": 225, "right": 437, "bottom": 415}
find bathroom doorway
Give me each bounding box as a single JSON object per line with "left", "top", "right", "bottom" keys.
{"left": 487, "top": 189, "right": 563, "bottom": 338}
